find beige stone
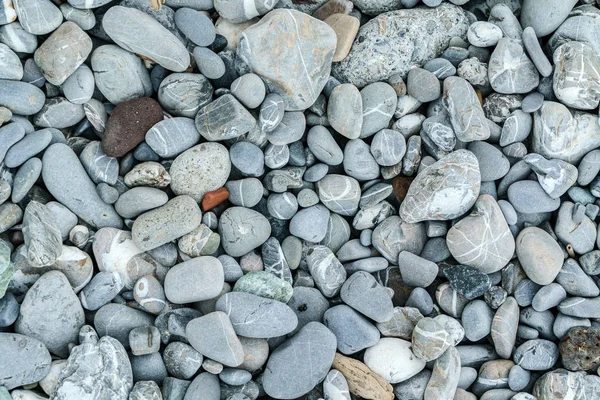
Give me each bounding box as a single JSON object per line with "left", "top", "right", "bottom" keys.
{"left": 325, "top": 14, "right": 359, "bottom": 62}
{"left": 331, "top": 353, "right": 394, "bottom": 400}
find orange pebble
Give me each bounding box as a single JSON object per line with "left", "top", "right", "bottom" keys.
{"left": 201, "top": 187, "right": 229, "bottom": 211}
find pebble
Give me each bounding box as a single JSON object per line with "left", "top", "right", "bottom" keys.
{"left": 103, "top": 6, "right": 189, "bottom": 72}
{"left": 174, "top": 7, "right": 215, "bottom": 46}
{"left": 231, "top": 73, "right": 266, "bottom": 110}
{"left": 462, "top": 300, "right": 494, "bottom": 342}
{"left": 370, "top": 129, "right": 406, "bottom": 167}
{"left": 13, "top": 0, "right": 62, "bottom": 35}
{"left": 219, "top": 206, "right": 271, "bottom": 257}
{"left": 407, "top": 68, "right": 440, "bottom": 103}
{"left": 186, "top": 311, "right": 244, "bottom": 367}
{"left": 507, "top": 180, "right": 560, "bottom": 214}
{"left": 514, "top": 339, "right": 559, "bottom": 371}
{"left": 328, "top": 83, "right": 362, "bottom": 139}
{"left": 307, "top": 245, "right": 346, "bottom": 298}
{"left": 397, "top": 251, "right": 438, "bottom": 288}
{"left": 340, "top": 271, "right": 393, "bottom": 323}
{"left": 364, "top": 338, "right": 426, "bottom": 384}
{"left": 266, "top": 111, "right": 305, "bottom": 145}
{"left": 491, "top": 297, "right": 519, "bottom": 359}
{"left": 468, "top": 21, "right": 503, "bottom": 47}
{"left": 443, "top": 264, "right": 492, "bottom": 300}
{"left": 400, "top": 150, "right": 481, "bottom": 223}
{"left": 164, "top": 256, "right": 224, "bottom": 303}
{"left": 227, "top": 178, "right": 263, "bottom": 208}
{"left": 193, "top": 46, "right": 226, "bottom": 79}
{"left": 262, "top": 322, "right": 336, "bottom": 398}
{"left": 0, "top": 22, "right": 37, "bottom": 54}
{"left": 0, "top": 80, "right": 45, "bottom": 116}
{"left": 59, "top": 4, "right": 96, "bottom": 30}
{"left": 324, "top": 304, "right": 380, "bottom": 355}
{"left": 0, "top": 43, "right": 22, "bottom": 80}
{"left": 91, "top": 45, "right": 152, "bottom": 105}
{"left": 238, "top": 9, "right": 336, "bottom": 110}
{"left": 488, "top": 38, "right": 538, "bottom": 94}
{"left": 520, "top": 0, "right": 577, "bottom": 37}
{"left": 325, "top": 14, "right": 359, "bottom": 62}
{"left": 425, "top": 347, "right": 461, "bottom": 399}
{"left": 0, "top": 333, "right": 51, "bottom": 390}
{"left": 289, "top": 204, "right": 330, "bottom": 242}
{"left": 11, "top": 157, "right": 42, "bottom": 203}
{"left": 158, "top": 73, "right": 212, "bottom": 119}
{"left": 516, "top": 227, "right": 563, "bottom": 286}
{"left": 195, "top": 94, "right": 255, "bottom": 141}
{"left": 124, "top": 161, "right": 171, "bottom": 188}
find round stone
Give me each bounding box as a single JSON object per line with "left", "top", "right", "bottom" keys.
{"left": 219, "top": 207, "right": 271, "bottom": 257}
{"left": 516, "top": 227, "right": 563, "bottom": 286}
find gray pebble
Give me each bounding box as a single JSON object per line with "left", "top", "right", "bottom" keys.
{"left": 488, "top": 38, "right": 538, "bottom": 94}
{"left": 184, "top": 373, "right": 220, "bottom": 400}
{"left": 11, "top": 157, "right": 42, "bottom": 203}
{"left": 196, "top": 94, "right": 256, "bottom": 141}
{"left": 0, "top": 79, "right": 45, "bottom": 116}
{"left": 33, "top": 97, "right": 85, "bottom": 129}
{"left": 264, "top": 144, "right": 289, "bottom": 169}
{"left": 468, "top": 141, "right": 510, "bottom": 182}
{"left": 267, "top": 192, "right": 298, "bottom": 220}
{"left": 0, "top": 43, "right": 22, "bottom": 80}
{"left": 230, "top": 141, "right": 264, "bottom": 177}
{"left": 424, "top": 58, "right": 457, "bottom": 79}
{"left": 359, "top": 82, "right": 397, "bottom": 138}
{"left": 193, "top": 46, "right": 226, "bottom": 79}
{"left": 267, "top": 111, "right": 306, "bottom": 146}
{"left": 258, "top": 93, "right": 285, "bottom": 133}
{"left": 289, "top": 204, "right": 329, "bottom": 242}
{"left": 407, "top": 67, "right": 441, "bottom": 102}
{"left": 307, "top": 245, "right": 346, "bottom": 298}
{"left": 0, "top": 22, "right": 37, "bottom": 53}
{"left": 60, "top": 3, "right": 96, "bottom": 30}
{"left": 13, "top": 0, "right": 62, "bottom": 35}
{"left": 468, "top": 21, "right": 503, "bottom": 47}
{"left": 219, "top": 206, "right": 271, "bottom": 257}
{"left": 0, "top": 123, "right": 25, "bottom": 165}
{"left": 507, "top": 180, "right": 560, "bottom": 214}
{"left": 5, "top": 129, "right": 52, "bottom": 168}
{"left": 0, "top": 333, "right": 51, "bottom": 390}
{"left": 231, "top": 73, "right": 266, "bottom": 110}
{"left": 175, "top": 7, "right": 215, "bottom": 46}
{"left": 62, "top": 64, "right": 94, "bottom": 105}
{"left": 532, "top": 283, "right": 567, "bottom": 312}
{"left": 324, "top": 304, "right": 379, "bottom": 355}
{"left": 307, "top": 125, "right": 343, "bottom": 166}
{"left": 146, "top": 117, "right": 200, "bottom": 159}
{"left": 158, "top": 73, "right": 213, "bottom": 118}
{"left": 226, "top": 178, "right": 263, "bottom": 208}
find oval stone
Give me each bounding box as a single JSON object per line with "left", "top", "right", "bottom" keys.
{"left": 0, "top": 333, "right": 51, "bottom": 390}
{"left": 164, "top": 256, "right": 224, "bottom": 304}
{"left": 218, "top": 207, "right": 271, "bottom": 257}
{"left": 364, "top": 338, "right": 426, "bottom": 384}
{"left": 516, "top": 227, "right": 563, "bottom": 286}
{"left": 0, "top": 79, "right": 45, "bottom": 115}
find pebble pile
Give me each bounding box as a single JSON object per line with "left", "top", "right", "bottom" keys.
{"left": 1, "top": 0, "right": 600, "bottom": 399}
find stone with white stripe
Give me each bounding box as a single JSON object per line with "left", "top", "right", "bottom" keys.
{"left": 307, "top": 245, "right": 346, "bottom": 298}
{"left": 158, "top": 73, "right": 213, "bottom": 118}
{"left": 13, "top": 0, "right": 62, "bottom": 35}
{"left": 79, "top": 141, "right": 118, "bottom": 185}
{"left": 317, "top": 174, "right": 361, "bottom": 217}
{"left": 146, "top": 117, "right": 200, "bottom": 159}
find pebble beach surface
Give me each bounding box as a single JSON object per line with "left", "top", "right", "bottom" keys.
{"left": 1, "top": 0, "right": 600, "bottom": 399}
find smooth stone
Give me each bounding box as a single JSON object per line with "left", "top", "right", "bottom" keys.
{"left": 174, "top": 7, "right": 215, "bottom": 46}
{"left": 158, "top": 73, "right": 212, "bottom": 118}
{"left": 407, "top": 68, "right": 440, "bottom": 103}
{"left": 491, "top": 297, "right": 519, "bottom": 359}
{"left": 468, "top": 141, "right": 509, "bottom": 182}
{"left": 11, "top": 157, "right": 42, "bottom": 203}
{"left": 33, "top": 22, "right": 91, "bottom": 86}
{"left": 400, "top": 150, "right": 481, "bottom": 223}
{"left": 289, "top": 204, "right": 330, "bottom": 242}
{"left": 0, "top": 80, "right": 45, "bottom": 115}
{"left": 21, "top": 201, "right": 61, "bottom": 268}
{"left": 164, "top": 256, "right": 224, "bottom": 304}
{"left": 324, "top": 304, "right": 379, "bottom": 355}
{"left": 532, "top": 101, "right": 600, "bottom": 164}
{"left": 91, "top": 45, "right": 152, "bottom": 105}
{"left": 264, "top": 143, "right": 289, "bottom": 169}
{"left": 307, "top": 245, "right": 346, "bottom": 298}
{"left": 262, "top": 322, "right": 336, "bottom": 398}
{"left": 411, "top": 317, "right": 452, "bottom": 362}
{"left": 520, "top": 0, "right": 578, "bottom": 37}
{"left": 462, "top": 300, "right": 494, "bottom": 341}
{"left": 0, "top": 333, "right": 51, "bottom": 390}
{"left": 523, "top": 154, "right": 577, "bottom": 199}
{"left": 132, "top": 195, "right": 202, "bottom": 252}
{"left": 397, "top": 251, "right": 438, "bottom": 288}
{"left": 15, "top": 271, "right": 84, "bottom": 357}
{"left": 507, "top": 180, "right": 560, "bottom": 214}
{"left": 103, "top": 6, "right": 189, "bottom": 71}
{"left": 32, "top": 97, "right": 85, "bottom": 129}
{"left": 0, "top": 22, "right": 37, "bottom": 53}
{"left": 359, "top": 82, "right": 397, "bottom": 138}
{"left": 195, "top": 94, "right": 256, "bottom": 141}
{"left": 192, "top": 46, "right": 225, "bottom": 79}
{"left": 532, "top": 369, "right": 586, "bottom": 399}
{"left": 580, "top": 250, "right": 600, "bottom": 275}
{"left": 229, "top": 141, "right": 264, "bottom": 177}
{"left": 170, "top": 142, "right": 230, "bottom": 202}
{"left": 371, "top": 129, "right": 406, "bottom": 167}
{"left": 578, "top": 150, "right": 600, "bottom": 186}
{"left": 468, "top": 21, "right": 503, "bottom": 47}
{"left": 372, "top": 216, "right": 426, "bottom": 263}
{"left": 186, "top": 312, "right": 244, "bottom": 367}
{"left": 500, "top": 110, "right": 532, "bottom": 146}
{"left": 13, "top": 0, "right": 62, "bottom": 35}
{"left": 521, "top": 27, "right": 552, "bottom": 78}
{"left": 60, "top": 3, "right": 96, "bottom": 30}
{"left": 340, "top": 271, "right": 393, "bottom": 323}
{"left": 516, "top": 227, "right": 563, "bottom": 286}
{"left": 227, "top": 178, "right": 263, "bottom": 208}
{"left": 425, "top": 347, "right": 461, "bottom": 399}
{"left": 260, "top": 237, "right": 292, "bottom": 284}
{"left": 215, "top": 0, "right": 274, "bottom": 23}
{"left": 42, "top": 143, "right": 122, "bottom": 228}
{"left": 364, "top": 338, "right": 426, "bottom": 384}
{"left": 287, "top": 286, "right": 329, "bottom": 334}
{"left": 331, "top": 4, "right": 469, "bottom": 87}
{"left": 79, "top": 141, "right": 118, "bottom": 185}
{"left": 233, "top": 271, "right": 292, "bottom": 302}
{"left": 62, "top": 65, "right": 94, "bottom": 104}
{"left": 316, "top": 174, "right": 360, "bottom": 216}
{"left": 488, "top": 38, "right": 538, "bottom": 94}
{"left": 216, "top": 292, "right": 297, "bottom": 338}
{"left": 556, "top": 258, "right": 599, "bottom": 297}
{"left": 327, "top": 83, "right": 362, "bottom": 139}
{"left": 514, "top": 339, "right": 558, "bottom": 371}
{"left": 323, "top": 369, "right": 351, "bottom": 400}
{"left": 0, "top": 202, "right": 21, "bottom": 233}
{"left": 447, "top": 195, "right": 515, "bottom": 274}
{"left": 219, "top": 207, "right": 271, "bottom": 257}
{"left": 266, "top": 111, "right": 306, "bottom": 145}
{"left": 184, "top": 373, "right": 219, "bottom": 400}
{"left": 130, "top": 381, "right": 162, "bottom": 400}
{"left": 115, "top": 187, "right": 168, "bottom": 219}
{"left": 124, "top": 161, "right": 171, "bottom": 188}
{"left": 553, "top": 41, "right": 600, "bottom": 110}
{"left": 258, "top": 93, "right": 285, "bottom": 133}
{"left": 555, "top": 203, "right": 596, "bottom": 254}
{"left": 0, "top": 123, "right": 25, "bottom": 164}
{"left": 94, "top": 303, "right": 154, "bottom": 348}
{"left": 343, "top": 139, "right": 380, "bottom": 181}
{"left": 0, "top": 43, "right": 22, "bottom": 80}
{"left": 231, "top": 73, "right": 266, "bottom": 109}
{"left": 532, "top": 283, "right": 567, "bottom": 312}
{"left": 443, "top": 76, "right": 490, "bottom": 142}
{"left": 237, "top": 9, "right": 336, "bottom": 110}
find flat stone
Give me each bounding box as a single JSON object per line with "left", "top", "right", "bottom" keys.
{"left": 103, "top": 5, "right": 189, "bottom": 71}
{"left": 21, "top": 201, "right": 62, "bottom": 268}
{"left": 237, "top": 9, "right": 336, "bottom": 110}
{"left": 164, "top": 256, "right": 224, "bottom": 304}
{"left": 62, "top": 64, "right": 94, "bottom": 104}
{"left": 0, "top": 123, "right": 25, "bottom": 165}
{"left": 331, "top": 4, "right": 469, "bottom": 88}
{"left": 0, "top": 43, "right": 22, "bottom": 80}
{"left": 553, "top": 41, "right": 600, "bottom": 110}
{"left": 13, "top": 0, "right": 62, "bottom": 35}
{"left": 216, "top": 292, "right": 298, "bottom": 338}
{"left": 364, "top": 338, "right": 426, "bottom": 384}
{"left": 174, "top": 7, "right": 215, "bottom": 46}
{"left": 94, "top": 303, "right": 154, "bottom": 348}
{"left": 411, "top": 317, "right": 452, "bottom": 362}
{"left": 491, "top": 297, "right": 519, "bottom": 359}
{"left": 516, "top": 227, "right": 563, "bottom": 286}
{"left": 397, "top": 251, "right": 438, "bottom": 288}
{"left": 325, "top": 13, "right": 359, "bottom": 62}
{"left": 115, "top": 187, "right": 168, "bottom": 219}
{"left": 11, "top": 157, "right": 42, "bottom": 203}
{"left": 0, "top": 333, "right": 51, "bottom": 390}
{"left": 195, "top": 94, "right": 256, "bottom": 141}
{"left": 446, "top": 195, "right": 515, "bottom": 274}
{"left": 0, "top": 80, "right": 45, "bottom": 116}
{"left": 324, "top": 304, "right": 380, "bottom": 355}
{"left": 262, "top": 322, "right": 337, "bottom": 398}
{"left": 289, "top": 204, "right": 330, "bottom": 242}
{"left": 400, "top": 150, "right": 481, "bottom": 223}
{"left": 266, "top": 111, "right": 306, "bottom": 145}
{"left": 261, "top": 238, "right": 292, "bottom": 284}
{"left": 91, "top": 45, "right": 152, "bottom": 105}
{"left": 170, "top": 143, "right": 231, "bottom": 202}
{"left": 192, "top": 46, "right": 226, "bottom": 80}
{"left": 102, "top": 97, "right": 163, "bottom": 157}
{"left": 328, "top": 83, "right": 362, "bottom": 139}
{"left": 507, "top": 180, "right": 560, "bottom": 214}
{"left": 132, "top": 195, "right": 202, "bottom": 252}
{"left": 258, "top": 93, "right": 285, "bottom": 133}
{"left": 219, "top": 207, "right": 271, "bottom": 257}
{"left": 79, "top": 141, "right": 118, "bottom": 185}
{"left": 340, "top": 271, "right": 393, "bottom": 323}
{"left": 42, "top": 143, "right": 122, "bottom": 228}
{"left": 33, "top": 22, "right": 92, "bottom": 85}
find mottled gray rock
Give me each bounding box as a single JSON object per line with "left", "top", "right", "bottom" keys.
{"left": 514, "top": 339, "right": 558, "bottom": 371}
{"left": 412, "top": 317, "right": 453, "bottom": 362}
{"left": 331, "top": 4, "right": 469, "bottom": 88}
{"left": 488, "top": 38, "right": 538, "bottom": 94}
{"left": 79, "top": 271, "right": 122, "bottom": 311}
{"left": 16, "top": 271, "right": 84, "bottom": 357}
{"left": 447, "top": 195, "right": 514, "bottom": 274}
{"left": 237, "top": 9, "right": 336, "bottom": 110}
{"left": 516, "top": 227, "right": 563, "bottom": 286}
{"left": 13, "top": 0, "right": 62, "bottom": 35}
{"left": 22, "top": 201, "right": 62, "bottom": 268}
{"left": 307, "top": 245, "right": 346, "bottom": 298}
{"left": 468, "top": 21, "right": 503, "bottom": 47}
{"left": 372, "top": 216, "right": 426, "bottom": 263}
{"left": 261, "top": 238, "right": 292, "bottom": 284}
{"left": 91, "top": 45, "right": 152, "bottom": 105}
{"left": 103, "top": 6, "right": 189, "bottom": 72}
{"left": 219, "top": 207, "right": 271, "bottom": 257}
{"left": 443, "top": 77, "right": 490, "bottom": 142}
{"left": 233, "top": 270, "right": 292, "bottom": 302}
{"left": 443, "top": 264, "right": 492, "bottom": 300}
{"left": 158, "top": 73, "right": 213, "bottom": 119}
{"left": 216, "top": 292, "right": 297, "bottom": 338}
{"left": 553, "top": 41, "right": 600, "bottom": 110}
{"left": 400, "top": 150, "right": 480, "bottom": 223}
{"left": 262, "top": 322, "right": 336, "bottom": 398}
{"left": 52, "top": 327, "right": 133, "bottom": 400}
{"left": 491, "top": 297, "right": 519, "bottom": 359}
{"left": 170, "top": 143, "right": 230, "bottom": 202}
{"left": 0, "top": 333, "right": 51, "bottom": 390}
{"left": 340, "top": 271, "right": 393, "bottom": 323}
{"left": 132, "top": 195, "right": 202, "bottom": 252}
{"left": 195, "top": 94, "right": 255, "bottom": 141}
{"left": 532, "top": 101, "right": 600, "bottom": 164}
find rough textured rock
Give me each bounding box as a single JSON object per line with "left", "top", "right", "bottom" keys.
{"left": 400, "top": 150, "right": 481, "bottom": 223}
{"left": 237, "top": 9, "right": 336, "bottom": 110}
{"left": 559, "top": 326, "right": 600, "bottom": 371}
{"left": 332, "top": 4, "right": 469, "bottom": 88}
{"left": 331, "top": 353, "right": 394, "bottom": 400}
{"left": 22, "top": 201, "right": 62, "bottom": 268}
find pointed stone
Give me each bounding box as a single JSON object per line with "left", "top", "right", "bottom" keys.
{"left": 424, "top": 347, "right": 461, "bottom": 400}
{"left": 523, "top": 153, "right": 577, "bottom": 199}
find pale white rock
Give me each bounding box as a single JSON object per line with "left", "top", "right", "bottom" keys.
{"left": 488, "top": 38, "right": 539, "bottom": 94}
{"left": 363, "top": 337, "right": 426, "bottom": 384}
{"left": 92, "top": 228, "right": 145, "bottom": 290}
{"left": 553, "top": 41, "right": 600, "bottom": 111}
{"left": 399, "top": 150, "right": 481, "bottom": 223}
{"left": 446, "top": 195, "right": 515, "bottom": 274}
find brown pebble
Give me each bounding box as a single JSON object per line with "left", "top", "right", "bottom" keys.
{"left": 559, "top": 326, "right": 600, "bottom": 371}
{"left": 325, "top": 14, "right": 360, "bottom": 62}
{"left": 331, "top": 353, "right": 394, "bottom": 400}
{"left": 102, "top": 97, "right": 164, "bottom": 157}
{"left": 392, "top": 176, "right": 414, "bottom": 203}
{"left": 313, "top": 0, "right": 353, "bottom": 21}
{"left": 201, "top": 187, "right": 230, "bottom": 211}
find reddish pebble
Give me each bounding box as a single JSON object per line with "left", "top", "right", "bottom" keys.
{"left": 201, "top": 187, "right": 229, "bottom": 211}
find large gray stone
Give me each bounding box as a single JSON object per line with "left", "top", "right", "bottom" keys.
{"left": 332, "top": 4, "right": 469, "bottom": 88}
{"left": 186, "top": 311, "right": 245, "bottom": 367}
{"left": 13, "top": 0, "right": 62, "bottom": 35}
{"left": 219, "top": 207, "right": 271, "bottom": 257}
{"left": 237, "top": 9, "right": 336, "bottom": 110}
{"left": 443, "top": 76, "right": 490, "bottom": 142}
{"left": 0, "top": 333, "right": 51, "bottom": 390}
{"left": 164, "top": 256, "right": 224, "bottom": 304}
{"left": 488, "top": 38, "right": 539, "bottom": 94}
{"left": 22, "top": 201, "right": 62, "bottom": 268}
{"left": 553, "top": 41, "right": 600, "bottom": 110}
{"left": 195, "top": 94, "right": 256, "bottom": 141}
